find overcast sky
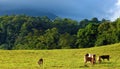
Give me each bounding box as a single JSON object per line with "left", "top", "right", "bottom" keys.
{"left": 0, "top": 0, "right": 119, "bottom": 21}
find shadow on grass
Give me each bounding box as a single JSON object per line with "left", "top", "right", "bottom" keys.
{"left": 99, "top": 61, "right": 112, "bottom": 64}
{"left": 52, "top": 65, "right": 63, "bottom": 68}
{"left": 79, "top": 65, "right": 89, "bottom": 68}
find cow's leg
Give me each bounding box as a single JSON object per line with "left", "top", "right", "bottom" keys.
{"left": 107, "top": 57, "right": 109, "bottom": 61}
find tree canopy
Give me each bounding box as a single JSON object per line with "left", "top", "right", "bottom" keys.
{"left": 0, "top": 15, "right": 120, "bottom": 50}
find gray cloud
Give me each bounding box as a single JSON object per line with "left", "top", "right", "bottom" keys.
{"left": 0, "top": 0, "right": 117, "bottom": 21}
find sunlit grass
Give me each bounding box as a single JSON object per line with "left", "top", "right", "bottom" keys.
{"left": 0, "top": 43, "right": 120, "bottom": 69}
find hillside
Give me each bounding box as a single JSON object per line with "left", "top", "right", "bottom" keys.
{"left": 0, "top": 43, "right": 120, "bottom": 69}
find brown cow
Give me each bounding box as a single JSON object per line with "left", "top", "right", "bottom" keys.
{"left": 38, "top": 58, "right": 43, "bottom": 65}
{"left": 84, "top": 53, "right": 96, "bottom": 65}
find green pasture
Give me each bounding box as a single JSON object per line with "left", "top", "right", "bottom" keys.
{"left": 0, "top": 43, "right": 120, "bottom": 69}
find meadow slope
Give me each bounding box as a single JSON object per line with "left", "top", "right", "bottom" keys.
{"left": 0, "top": 43, "right": 120, "bottom": 69}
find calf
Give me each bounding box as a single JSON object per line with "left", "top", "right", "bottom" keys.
{"left": 38, "top": 58, "right": 43, "bottom": 65}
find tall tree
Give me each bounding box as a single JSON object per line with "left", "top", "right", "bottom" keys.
{"left": 76, "top": 23, "right": 99, "bottom": 48}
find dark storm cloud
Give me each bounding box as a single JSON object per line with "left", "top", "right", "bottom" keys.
{"left": 0, "top": 0, "right": 117, "bottom": 20}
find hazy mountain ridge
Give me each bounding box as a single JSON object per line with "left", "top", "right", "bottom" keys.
{"left": 0, "top": 8, "right": 57, "bottom": 19}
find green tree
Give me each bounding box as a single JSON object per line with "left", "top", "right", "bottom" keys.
{"left": 53, "top": 18, "right": 79, "bottom": 35}
{"left": 58, "top": 33, "right": 77, "bottom": 49}
{"left": 114, "top": 18, "right": 120, "bottom": 41}
{"left": 37, "top": 28, "right": 60, "bottom": 49}
{"left": 95, "top": 22, "right": 118, "bottom": 46}
{"left": 91, "top": 17, "right": 99, "bottom": 23}
{"left": 76, "top": 23, "right": 99, "bottom": 48}
{"left": 79, "top": 19, "right": 89, "bottom": 28}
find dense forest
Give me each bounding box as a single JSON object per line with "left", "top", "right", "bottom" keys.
{"left": 0, "top": 15, "right": 120, "bottom": 50}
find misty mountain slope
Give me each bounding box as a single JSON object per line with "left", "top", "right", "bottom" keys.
{"left": 0, "top": 8, "right": 57, "bottom": 19}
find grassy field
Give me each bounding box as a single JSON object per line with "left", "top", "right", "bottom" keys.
{"left": 0, "top": 43, "right": 120, "bottom": 69}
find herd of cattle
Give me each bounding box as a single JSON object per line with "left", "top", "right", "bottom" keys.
{"left": 84, "top": 53, "right": 110, "bottom": 65}
{"left": 38, "top": 53, "right": 110, "bottom": 66}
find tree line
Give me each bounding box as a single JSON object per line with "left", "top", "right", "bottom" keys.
{"left": 0, "top": 15, "right": 120, "bottom": 50}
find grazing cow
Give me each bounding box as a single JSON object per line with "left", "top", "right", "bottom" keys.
{"left": 84, "top": 53, "right": 96, "bottom": 65}
{"left": 99, "top": 55, "right": 110, "bottom": 61}
{"left": 38, "top": 58, "right": 43, "bottom": 65}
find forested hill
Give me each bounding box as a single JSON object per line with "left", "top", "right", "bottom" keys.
{"left": 0, "top": 15, "right": 120, "bottom": 50}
